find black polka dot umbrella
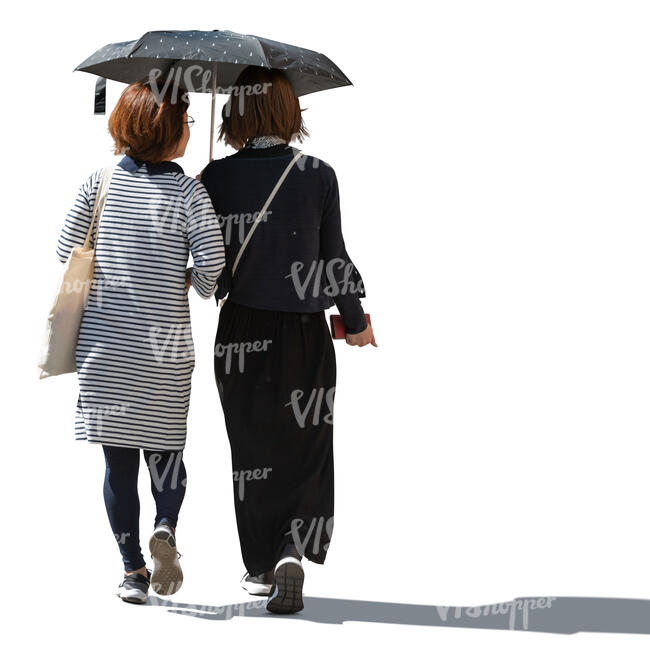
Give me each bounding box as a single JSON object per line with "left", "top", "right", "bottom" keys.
{"left": 75, "top": 29, "right": 352, "bottom": 159}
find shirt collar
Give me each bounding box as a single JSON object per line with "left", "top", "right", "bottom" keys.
{"left": 245, "top": 135, "right": 288, "bottom": 149}
{"left": 232, "top": 144, "right": 298, "bottom": 159}
{"left": 118, "top": 155, "right": 184, "bottom": 175}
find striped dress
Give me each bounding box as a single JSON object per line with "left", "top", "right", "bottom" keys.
{"left": 57, "top": 156, "right": 226, "bottom": 450}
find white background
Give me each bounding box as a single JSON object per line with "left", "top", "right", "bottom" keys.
{"left": 2, "top": 0, "right": 650, "bottom": 647}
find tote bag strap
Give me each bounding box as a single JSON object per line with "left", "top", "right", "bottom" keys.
{"left": 230, "top": 150, "right": 304, "bottom": 277}
{"left": 83, "top": 165, "right": 115, "bottom": 249}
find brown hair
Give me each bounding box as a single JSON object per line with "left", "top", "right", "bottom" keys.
{"left": 218, "top": 67, "right": 308, "bottom": 149}
{"left": 108, "top": 81, "right": 189, "bottom": 162}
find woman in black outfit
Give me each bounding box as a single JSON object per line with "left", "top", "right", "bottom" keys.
{"left": 200, "top": 67, "right": 376, "bottom": 614}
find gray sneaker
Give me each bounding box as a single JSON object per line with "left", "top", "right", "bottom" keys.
{"left": 116, "top": 569, "right": 151, "bottom": 604}
{"left": 240, "top": 570, "right": 274, "bottom": 596}
{"left": 149, "top": 524, "right": 183, "bottom": 595}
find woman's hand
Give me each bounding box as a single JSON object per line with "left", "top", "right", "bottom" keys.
{"left": 345, "top": 324, "right": 377, "bottom": 347}
{"left": 185, "top": 268, "right": 192, "bottom": 294}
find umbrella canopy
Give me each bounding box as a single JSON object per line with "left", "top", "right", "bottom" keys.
{"left": 76, "top": 29, "right": 352, "bottom": 97}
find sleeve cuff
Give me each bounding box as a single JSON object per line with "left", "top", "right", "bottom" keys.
{"left": 191, "top": 267, "right": 219, "bottom": 299}
{"left": 342, "top": 305, "right": 368, "bottom": 334}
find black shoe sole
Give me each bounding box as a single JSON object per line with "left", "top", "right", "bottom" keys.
{"left": 266, "top": 559, "right": 304, "bottom": 614}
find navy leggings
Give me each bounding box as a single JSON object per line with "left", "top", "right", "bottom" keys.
{"left": 102, "top": 445, "right": 187, "bottom": 571}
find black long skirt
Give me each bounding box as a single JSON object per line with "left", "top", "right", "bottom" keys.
{"left": 214, "top": 299, "right": 337, "bottom": 576}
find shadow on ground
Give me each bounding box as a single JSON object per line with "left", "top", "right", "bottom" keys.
{"left": 145, "top": 594, "right": 650, "bottom": 634}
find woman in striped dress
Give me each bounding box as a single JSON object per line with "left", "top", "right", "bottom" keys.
{"left": 56, "top": 81, "right": 225, "bottom": 603}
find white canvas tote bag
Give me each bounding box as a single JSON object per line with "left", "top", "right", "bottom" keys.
{"left": 38, "top": 166, "right": 114, "bottom": 379}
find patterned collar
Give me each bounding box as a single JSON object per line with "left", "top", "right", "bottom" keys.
{"left": 244, "top": 135, "right": 288, "bottom": 149}
{"left": 232, "top": 143, "right": 298, "bottom": 159}
{"left": 118, "top": 155, "right": 184, "bottom": 175}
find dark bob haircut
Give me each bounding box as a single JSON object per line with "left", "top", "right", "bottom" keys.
{"left": 108, "top": 80, "right": 189, "bottom": 163}
{"left": 218, "top": 67, "right": 308, "bottom": 149}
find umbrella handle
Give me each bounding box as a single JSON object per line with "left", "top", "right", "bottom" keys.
{"left": 209, "top": 63, "right": 217, "bottom": 163}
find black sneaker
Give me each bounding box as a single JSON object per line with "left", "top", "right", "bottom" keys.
{"left": 266, "top": 556, "right": 304, "bottom": 614}
{"left": 117, "top": 569, "right": 151, "bottom": 604}
{"left": 149, "top": 523, "right": 183, "bottom": 595}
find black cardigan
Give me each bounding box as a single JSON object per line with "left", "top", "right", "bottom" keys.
{"left": 200, "top": 144, "right": 367, "bottom": 334}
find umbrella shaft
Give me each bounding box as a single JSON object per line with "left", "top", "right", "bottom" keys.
{"left": 209, "top": 63, "right": 217, "bottom": 162}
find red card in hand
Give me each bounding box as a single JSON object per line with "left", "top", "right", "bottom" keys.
{"left": 330, "top": 313, "right": 372, "bottom": 339}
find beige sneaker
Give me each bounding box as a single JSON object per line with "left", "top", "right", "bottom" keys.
{"left": 149, "top": 524, "right": 183, "bottom": 595}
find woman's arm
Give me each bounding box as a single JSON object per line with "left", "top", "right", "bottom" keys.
{"left": 56, "top": 170, "right": 102, "bottom": 263}
{"left": 319, "top": 167, "right": 369, "bottom": 334}
{"left": 185, "top": 180, "right": 227, "bottom": 298}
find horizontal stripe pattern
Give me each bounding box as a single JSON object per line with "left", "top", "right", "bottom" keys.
{"left": 58, "top": 163, "right": 225, "bottom": 450}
